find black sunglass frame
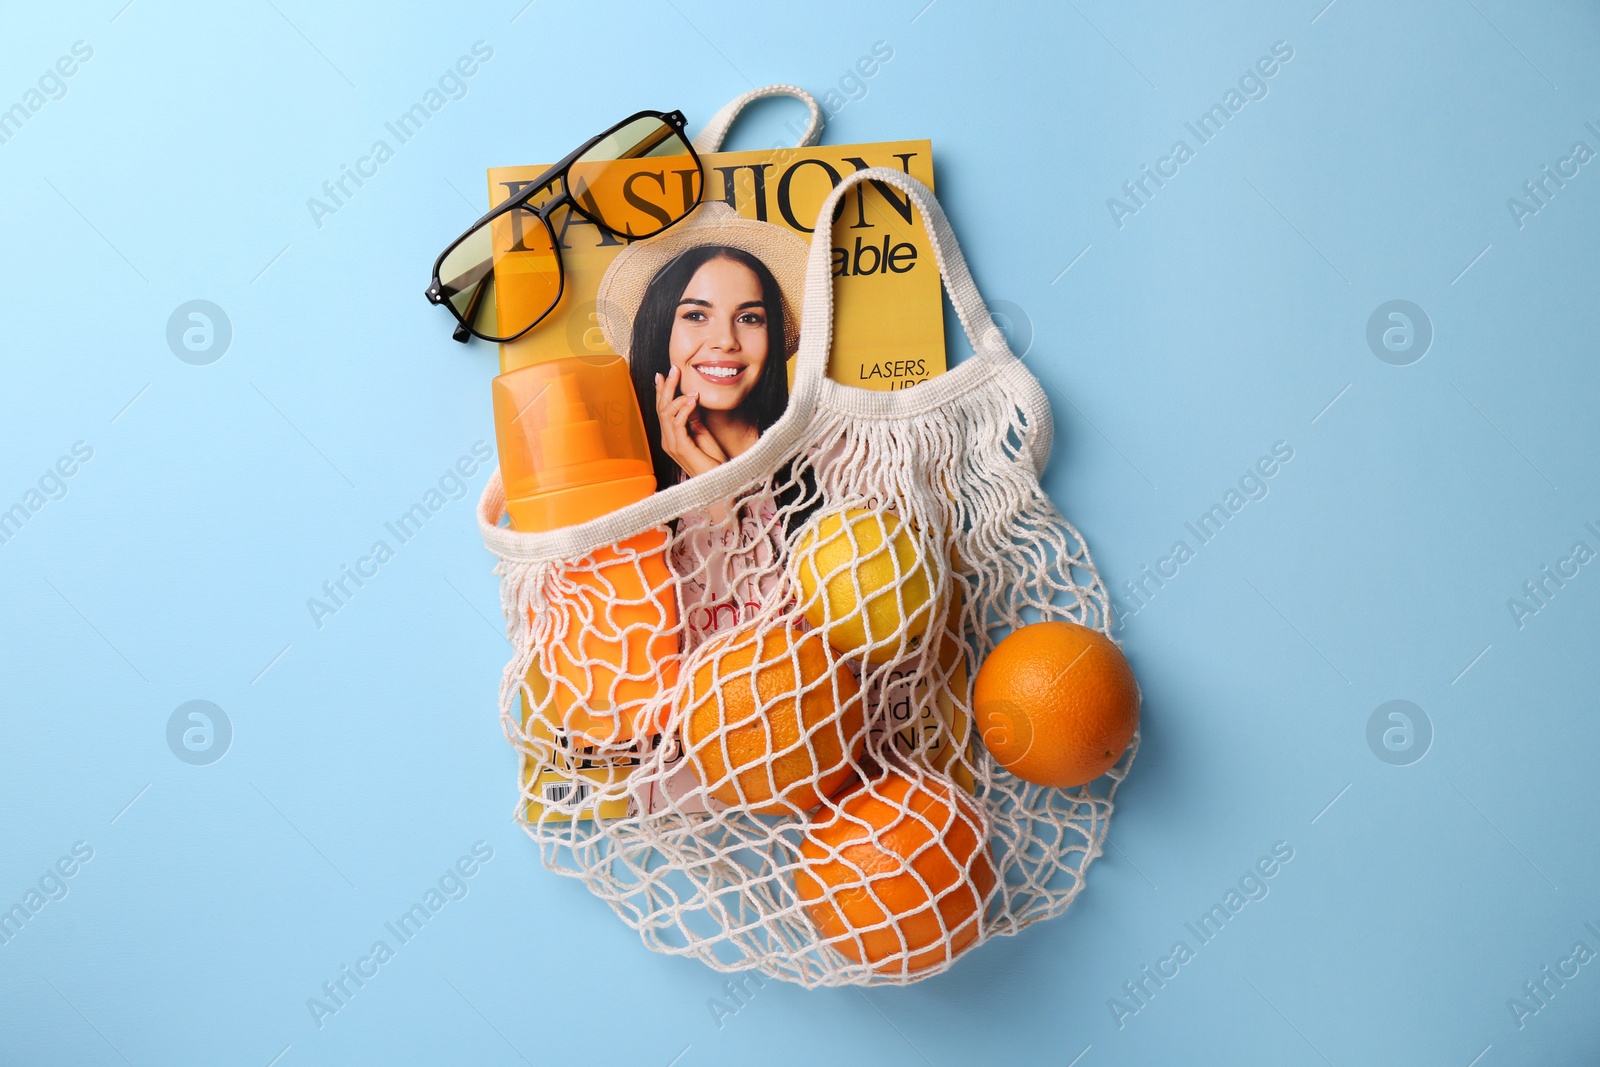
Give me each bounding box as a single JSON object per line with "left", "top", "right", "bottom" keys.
{"left": 424, "top": 109, "right": 701, "bottom": 344}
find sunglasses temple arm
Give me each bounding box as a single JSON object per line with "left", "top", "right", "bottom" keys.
{"left": 620, "top": 125, "right": 678, "bottom": 159}
{"left": 454, "top": 273, "right": 491, "bottom": 344}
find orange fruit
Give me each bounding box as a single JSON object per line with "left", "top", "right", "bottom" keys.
{"left": 973, "top": 620, "right": 1139, "bottom": 788}
{"left": 682, "top": 624, "right": 864, "bottom": 814}
{"left": 793, "top": 772, "right": 995, "bottom": 976}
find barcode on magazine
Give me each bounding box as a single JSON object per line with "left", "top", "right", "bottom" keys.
{"left": 541, "top": 781, "right": 592, "bottom": 806}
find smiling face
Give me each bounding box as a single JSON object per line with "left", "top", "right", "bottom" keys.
{"left": 667, "top": 255, "right": 771, "bottom": 411}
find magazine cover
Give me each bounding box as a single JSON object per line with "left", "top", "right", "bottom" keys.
{"left": 485, "top": 142, "right": 976, "bottom": 822}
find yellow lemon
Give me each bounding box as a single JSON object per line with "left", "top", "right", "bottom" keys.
{"left": 792, "top": 509, "right": 936, "bottom": 663}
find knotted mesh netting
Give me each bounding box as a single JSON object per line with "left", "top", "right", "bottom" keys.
{"left": 477, "top": 167, "right": 1137, "bottom": 987}
{"left": 480, "top": 371, "right": 1135, "bottom": 986}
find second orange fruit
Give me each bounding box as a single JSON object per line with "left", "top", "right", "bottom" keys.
{"left": 682, "top": 624, "right": 864, "bottom": 814}
{"left": 793, "top": 772, "right": 995, "bottom": 976}
{"left": 973, "top": 620, "right": 1139, "bottom": 788}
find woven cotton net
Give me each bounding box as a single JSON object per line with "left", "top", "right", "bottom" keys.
{"left": 478, "top": 168, "right": 1136, "bottom": 988}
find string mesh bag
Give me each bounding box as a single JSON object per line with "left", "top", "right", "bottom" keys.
{"left": 478, "top": 168, "right": 1137, "bottom": 988}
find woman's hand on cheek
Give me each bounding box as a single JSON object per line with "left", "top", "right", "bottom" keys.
{"left": 655, "top": 368, "right": 726, "bottom": 480}
{"left": 685, "top": 407, "right": 728, "bottom": 465}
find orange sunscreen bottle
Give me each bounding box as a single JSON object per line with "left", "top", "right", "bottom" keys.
{"left": 492, "top": 355, "right": 679, "bottom": 744}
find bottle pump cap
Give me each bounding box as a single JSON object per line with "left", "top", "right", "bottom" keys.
{"left": 492, "top": 355, "right": 657, "bottom": 531}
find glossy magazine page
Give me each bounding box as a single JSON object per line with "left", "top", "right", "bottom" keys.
{"left": 486, "top": 143, "right": 971, "bottom": 823}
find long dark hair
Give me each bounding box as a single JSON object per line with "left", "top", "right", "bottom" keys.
{"left": 627, "top": 245, "right": 789, "bottom": 491}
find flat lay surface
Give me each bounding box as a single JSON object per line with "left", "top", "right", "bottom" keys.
{"left": 3, "top": 1, "right": 1598, "bottom": 1064}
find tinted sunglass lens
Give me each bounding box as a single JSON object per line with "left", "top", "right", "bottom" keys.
{"left": 568, "top": 116, "right": 703, "bottom": 239}
{"left": 438, "top": 207, "right": 561, "bottom": 342}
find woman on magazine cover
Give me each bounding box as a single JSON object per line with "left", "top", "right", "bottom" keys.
{"left": 635, "top": 242, "right": 789, "bottom": 488}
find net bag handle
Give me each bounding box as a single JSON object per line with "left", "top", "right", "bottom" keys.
{"left": 787, "top": 167, "right": 1051, "bottom": 470}
{"left": 693, "top": 84, "right": 825, "bottom": 153}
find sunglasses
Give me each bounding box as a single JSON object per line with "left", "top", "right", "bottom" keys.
{"left": 425, "top": 109, "right": 705, "bottom": 344}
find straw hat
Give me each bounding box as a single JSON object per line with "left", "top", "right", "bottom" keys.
{"left": 596, "top": 201, "right": 808, "bottom": 360}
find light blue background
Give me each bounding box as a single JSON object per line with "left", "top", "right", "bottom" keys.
{"left": 3, "top": 2, "right": 1597, "bottom": 1064}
